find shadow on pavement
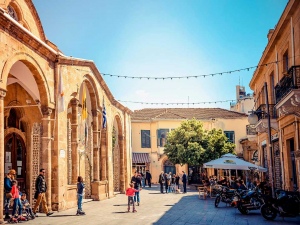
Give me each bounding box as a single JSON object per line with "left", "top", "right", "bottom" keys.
{"left": 152, "top": 193, "right": 300, "bottom": 225}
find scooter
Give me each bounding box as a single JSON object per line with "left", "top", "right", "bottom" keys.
{"left": 260, "top": 189, "right": 300, "bottom": 220}
{"left": 214, "top": 186, "right": 236, "bottom": 207}
{"left": 232, "top": 186, "right": 264, "bottom": 214}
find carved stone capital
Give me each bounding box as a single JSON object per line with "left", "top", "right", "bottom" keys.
{"left": 0, "top": 89, "right": 6, "bottom": 99}
{"left": 91, "top": 109, "right": 99, "bottom": 117}
{"left": 41, "top": 106, "right": 53, "bottom": 116}
{"left": 70, "top": 98, "right": 79, "bottom": 106}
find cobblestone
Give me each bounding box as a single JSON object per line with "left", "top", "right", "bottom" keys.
{"left": 7, "top": 185, "right": 299, "bottom": 225}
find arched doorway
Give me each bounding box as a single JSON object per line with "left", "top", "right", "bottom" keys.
{"left": 4, "top": 132, "right": 26, "bottom": 192}
{"left": 164, "top": 160, "right": 175, "bottom": 175}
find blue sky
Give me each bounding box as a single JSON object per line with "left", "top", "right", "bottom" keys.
{"left": 33, "top": 0, "right": 288, "bottom": 111}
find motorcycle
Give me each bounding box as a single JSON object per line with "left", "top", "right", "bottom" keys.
{"left": 232, "top": 186, "right": 264, "bottom": 214}
{"left": 214, "top": 186, "right": 236, "bottom": 207}
{"left": 260, "top": 189, "right": 300, "bottom": 220}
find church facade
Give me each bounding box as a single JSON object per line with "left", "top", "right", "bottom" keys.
{"left": 0, "top": 0, "right": 132, "bottom": 221}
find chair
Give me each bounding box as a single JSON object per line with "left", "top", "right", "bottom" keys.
{"left": 198, "top": 187, "right": 207, "bottom": 199}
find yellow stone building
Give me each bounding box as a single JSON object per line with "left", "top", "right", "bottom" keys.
{"left": 131, "top": 108, "right": 248, "bottom": 183}
{"left": 0, "top": 0, "right": 132, "bottom": 221}
{"left": 249, "top": 0, "right": 300, "bottom": 191}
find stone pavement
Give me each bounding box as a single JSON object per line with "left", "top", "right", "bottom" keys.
{"left": 8, "top": 185, "right": 300, "bottom": 225}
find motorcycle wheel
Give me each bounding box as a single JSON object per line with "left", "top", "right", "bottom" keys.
{"left": 237, "top": 203, "right": 248, "bottom": 215}
{"left": 261, "top": 204, "right": 277, "bottom": 220}
{"left": 215, "top": 196, "right": 221, "bottom": 208}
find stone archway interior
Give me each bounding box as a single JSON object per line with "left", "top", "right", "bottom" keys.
{"left": 8, "top": 61, "right": 40, "bottom": 103}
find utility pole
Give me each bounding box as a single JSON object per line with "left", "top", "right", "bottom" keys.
{"left": 264, "top": 82, "right": 275, "bottom": 198}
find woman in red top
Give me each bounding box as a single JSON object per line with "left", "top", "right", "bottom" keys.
{"left": 126, "top": 183, "right": 141, "bottom": 212}
{"left": 11, "top": 180, "right": 26, "bottom": 221}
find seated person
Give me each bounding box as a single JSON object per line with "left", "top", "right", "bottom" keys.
{"left": 237, "top": 180, "right": 247, "bottom": 190}
{"left": 21, "top": 193, "right": 35, "bottom": 219}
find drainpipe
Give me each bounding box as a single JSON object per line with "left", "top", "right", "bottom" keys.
{"left": 279, "top": 120, "right": 285, "bottom": 190}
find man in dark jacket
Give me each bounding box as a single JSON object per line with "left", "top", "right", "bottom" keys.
{"left": 182, "top": 171, "right": 187, "bottom": 193}
{"left": 131, "top": 172, "right": 142, "bottom": 206}
{"left": 158, "top": 171, "right": 165, "bottom": 193}
{"left": 146, "top": 170, "right": 152, "bottom": 188}
{"left": 33, "top": 169, "right": 54, "bottom": 216}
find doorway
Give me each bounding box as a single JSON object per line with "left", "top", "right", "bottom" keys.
{"left": 4, "top": 133, "right": 26, "bottom": 192}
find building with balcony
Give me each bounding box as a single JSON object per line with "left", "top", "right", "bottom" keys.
{"left": 131, "top": 108, "right": 248, "bottom": 183}
{"left": 249, "top": 0, "right": 300, "bottom": 191}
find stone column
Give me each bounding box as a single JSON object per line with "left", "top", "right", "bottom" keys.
{"left": 92, "top": 110, "right": 100, "bottom": 181}
{"left": 41, "top": 106, "right": 53, "bottom": 211}
{"left": 71, "top": 98, "right": 79, "bottom": 184}
{"left": 0, "top": 89, "right": 6, "bottom": 223}
{"left": 118, "top": 134, "right": 125, "bottom": 193}
{"left": 100, "top": 130, "right": 107, "bottom": 181}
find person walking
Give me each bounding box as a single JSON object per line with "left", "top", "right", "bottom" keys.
{"left": 76, "top": 176, "right": 85, "bottom": 215}
{"left": 158, "top": 171, "right": 165, "bottom": 193}
{"left": 175, "top": 174, "right": 180, "bottom": 191}
{"left": 33, "top": 168, "right": 54, "bottom": 216}
{"left": 131, "top": 172, "right": 142, "bottom": 206}
{"left": 4, "top": 169, "right": 16, "bottom": 219}
{"left": 182, "top": 171, "right": 187, "bottom": 193}
{"left": 146, "top": 170, "right": 152, "bottom": 188}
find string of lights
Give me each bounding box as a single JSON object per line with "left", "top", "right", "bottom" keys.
{"left": 117, "top": 98, "right": 253, "bottom": 105}
{"left": 101, "top": 55, "right": 300, "bottom": 80}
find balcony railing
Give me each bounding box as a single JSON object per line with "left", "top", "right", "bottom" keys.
{"left": 275, "top": 65, "right": 300, "bottom": 103}
{"left": 256, "top": 104, "right": 277, "bottom": 120}
{"left": 246, "top": 125, "right": 257, "bottom": 135}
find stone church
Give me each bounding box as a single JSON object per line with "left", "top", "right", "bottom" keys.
{"left": 0, "top": 0, "right": 132, "bottom": 221}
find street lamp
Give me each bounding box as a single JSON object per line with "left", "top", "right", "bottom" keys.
{"left": 248, "top": 82, "right": 275, "bottom": 198}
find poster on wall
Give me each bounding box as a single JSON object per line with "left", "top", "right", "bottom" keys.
{"left": 5, "top": 163, "right": 12, "bottom": 174}
{"left": 5, "top": 152, "right": 11, "bottom": 163}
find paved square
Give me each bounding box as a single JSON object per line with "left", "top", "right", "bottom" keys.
{"left": 14, "top": 185, "right": 300, "bottom": 225}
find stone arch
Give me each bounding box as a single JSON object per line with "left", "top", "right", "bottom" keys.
{"left": 5, "top": 0, "right": 46, "bottom": 41}
{"left": 1, "top": 52, "right": 51, "bottom": 106}
{"left": 112, "top": 113, "right": 125, "bottom": 193}
{"left": 83, "top": 75, "right": 100, "bottom": 111}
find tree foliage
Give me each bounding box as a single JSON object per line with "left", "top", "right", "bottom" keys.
{"left": 164, "top": 119, "right": 235, "bottom": 166}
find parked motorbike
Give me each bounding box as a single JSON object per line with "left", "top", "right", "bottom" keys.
{"left": 232, "top": 186, "right": 264, "bottom": 214}
{"left": 214, "top": 186, "right": 236, "bottom": 207}
{"left": 260, "top": 189, "right": 300, "bottom": 220}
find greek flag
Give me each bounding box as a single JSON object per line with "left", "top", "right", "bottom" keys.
{"left": 102, "top": 100, "right": 107, "bottom": 129}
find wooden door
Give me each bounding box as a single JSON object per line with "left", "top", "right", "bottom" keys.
{"left": 4, "top": 133, "right": 26, "bottom": 192}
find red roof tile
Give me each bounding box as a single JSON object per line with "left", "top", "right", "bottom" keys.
{"left": 131, "top": 108, "right": 247, "bottom": 121}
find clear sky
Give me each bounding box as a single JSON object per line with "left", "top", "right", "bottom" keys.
{"left": 33, "top": 0, "right": 288, "bottom": 111}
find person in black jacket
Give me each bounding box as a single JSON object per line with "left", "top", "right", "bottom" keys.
{"left": 131, "top": 172, "right": 142, "bottom": 206}
{"left": 182, "top": 171, "right": 187, "bottom": 193}
{"left": 33, "top": 169, "right": 54, "bottom": 216}
{"left": 145, "top": 170, "right": 152, "bottom": 188}
{"left": 158, "top": 171, "right": 165, "bottom": 193}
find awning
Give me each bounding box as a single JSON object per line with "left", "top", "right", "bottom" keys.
{"left": 132, "top": 153, "right": 150, "bottom": 163}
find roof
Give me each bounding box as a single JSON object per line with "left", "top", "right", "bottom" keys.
{"left": 132, "top": 153, "right": 150, "bottom": 163}
{"left": 131, "top": 108, "right": 247, "bottom": 121}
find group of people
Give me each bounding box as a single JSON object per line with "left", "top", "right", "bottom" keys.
{"left": 201, "top": 175, "right": 271, "bottom": 194}
{"left": 158, "top": 171, "right": 187, "bottom": 194}
{"left": 4, "top": 168, "right": 86, "bottom": 221}
{"left": 4, "top": 168, "right": 54, "bottom": 222}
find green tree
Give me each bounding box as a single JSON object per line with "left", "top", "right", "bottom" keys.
{"left": 164, "top": 119, "right": 235, "bottom": 166}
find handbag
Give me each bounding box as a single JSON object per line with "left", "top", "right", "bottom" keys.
{"left": 5, "top": 192, "right": 12, "bottom": 199}
{"left": 34, "top": 191, "right": 39, "bottom": 199}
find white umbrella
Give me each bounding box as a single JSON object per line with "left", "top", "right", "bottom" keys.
{"left": 203, "top": 153, "right": 267, "bottom": 171}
